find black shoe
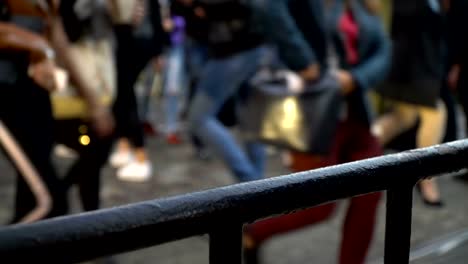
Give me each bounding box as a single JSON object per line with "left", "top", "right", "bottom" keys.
{"left": 243, "top": 246, "right": 260, "bottom": 264}
{"left": 422, "top": 198, "right": 444, "bottom": 208}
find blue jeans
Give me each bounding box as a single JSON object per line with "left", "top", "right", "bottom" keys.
{"left": 136, "top": 64, "right": 156, "bottom": 122}
{"left": 163, "top": 44, "right": 186, "bottom": 133}
{"left": 188, "top": 46, "right": 268, "bottom": 182}
{"left": 186, "top": 39, "right": 208, "bottom": 81}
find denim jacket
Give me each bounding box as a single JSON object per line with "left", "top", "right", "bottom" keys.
{"left": 253, "top": 0, "right": 328, "bottom": 71}
{"left": 256, "top": 0, "right": 391, "bottom": 125}
{"left": 327, "top": 0, "right": 391, "bottom": 124}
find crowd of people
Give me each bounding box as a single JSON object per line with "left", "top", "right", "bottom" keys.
{"left": 0, "top": 0, "right": 467, "bottom": 263}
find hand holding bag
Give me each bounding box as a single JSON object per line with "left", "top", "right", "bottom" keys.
{"left": 239, "top": 69, "right": 343, "bottom": 154}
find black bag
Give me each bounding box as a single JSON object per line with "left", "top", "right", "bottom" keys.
{"left": 199, "top": 0, "right": 251, "bottom": 41}
{"left": 239, "top": 70, "right": 343, "bottom": 154}
{"left": 194, "top": 0, "right": 263, "bottom": 57}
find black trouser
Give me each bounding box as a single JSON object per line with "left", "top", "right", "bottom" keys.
{"left": 454, "top": 67, "right": 468, "bottom": 180}
{"left": 441, "top": 81, "right": 458, "bottom": 142}
{"left": 113, "top": 25, "right": 152, "bottom": 148}
{"left": 55, "top": 119, "right": 113, "bottom": 212}
{"left": 458, "top": 67, "right": 468, "bottom": 137}
{"left": 0, "top": 77, "right": 68, "bottom": 223}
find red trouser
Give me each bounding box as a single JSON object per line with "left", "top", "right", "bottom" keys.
{"left": 246, "top": 119, "right": 382, "bottom": 264}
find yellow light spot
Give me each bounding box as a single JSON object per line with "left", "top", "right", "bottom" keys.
{"left": 78, "top": 125, "right": 88, "bottom": 134}
{"left": 79, "top": 135, "right": 91, "bottom": 146}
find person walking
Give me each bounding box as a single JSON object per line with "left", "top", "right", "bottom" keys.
{"left": 243, "top": 0, "right": 391, "bottom": 263}
{"left": 372, "top": 0, "right": 447, "bottom": 206}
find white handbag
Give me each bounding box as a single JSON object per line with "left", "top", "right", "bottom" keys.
{"left": 51, "top": 39, "right": 116, "bottom": 119}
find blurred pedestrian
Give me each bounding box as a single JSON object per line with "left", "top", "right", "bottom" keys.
{"left": 54, "top": 0, "right": 116, "bottom": 212}
{"left": 446, "top": 0, "right": 468, "bottom": 181}
{"left": 373, "top": 0, "right": 447, "bottom": 206}
{"left": 160, "top": 11, "right": 186, "bottom": 144}
{"left": 109, "top": 0, "right": 166, "bottom": 182}
{"left": 0, "top": 0, "right": 68, "bottom": 223}
{"left": 244, "top": 0, "right": 391, "bottom": 263}
{"left": 0, "top": 0, "right": 115, "bottom": 222}
{"left": 184, "top": 0, "right": 269, "bottom": 182}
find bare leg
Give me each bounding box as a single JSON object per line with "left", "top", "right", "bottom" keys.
{"left": 117, "top": 138, "right": 131, "bottom": 152}
{"left": 371, "top": 102, "right": 418, "bottom": 145}
{"left": 416, "top": 101, "right": 447, "bottom": 204}
{"left": 134, "top": 147, "right": 148, "bottom": 163}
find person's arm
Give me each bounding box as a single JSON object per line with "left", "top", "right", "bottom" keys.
{"left": 0, "top": 22, "right": 61, "bottom": 92}
{"left": 254, "top": 0, "right": 320, "bottom": 80}
{"left": 47, "top": 9, "right": 114, "bottom": 137}
{"left": 348, "top": 15, "right": 391, "bottom": 93}
{"left": 149, "top": 0, "right": 170, "bottom": 56}
{"left": 0, "top": 22, "right": 54, "bottom": 62}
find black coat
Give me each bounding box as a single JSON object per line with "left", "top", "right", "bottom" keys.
{"left": 447, "top": 0, "right": 468, "bottom": 68}
{"left": 171, "top": 0, "right": 264, "bottom": 58}
{"left": 377, "top": 0, "right": 445, "bottom": 107}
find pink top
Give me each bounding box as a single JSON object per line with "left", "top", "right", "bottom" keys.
{"left": 339, "top": 10, "right": 359, "bottom": 65}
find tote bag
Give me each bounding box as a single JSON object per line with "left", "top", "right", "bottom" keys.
{"left": 239, "top": 70, "right": 343, "bottom": 154}
{"left": 51, "top": 39, "right": 116, "bottom": 119}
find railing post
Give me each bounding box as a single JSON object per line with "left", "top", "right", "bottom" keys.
{"left": 384, "top": 184, "right": 414, "bottom": 264}
{"left": 209, "top": 221, "right": 243, "bottom": 264}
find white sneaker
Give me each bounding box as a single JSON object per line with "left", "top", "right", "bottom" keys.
{"left": 117, "top": 160, "right": 153, "bottom": 182}
{"left": 54, "top": 144, "right": 78, "bottom": 159}
{"left": 109, "top": 150, "right": 133, "bottom": 168}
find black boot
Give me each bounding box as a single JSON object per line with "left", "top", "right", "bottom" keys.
{"left": 243, "top": 246, "right": 260, "bottom": 264}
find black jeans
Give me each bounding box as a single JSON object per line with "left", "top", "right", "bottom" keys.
{"left": 113, "top": 25, "right": 152, "bottom": 148}
{"left": 441, "top": 82, "right": 458, "bottom": 142}
{"left": 55, "top": 119, "right": 113, "bottom": 212}
{"left": 457, "top": 67, "right": 468, "bottom": 137}
{"left": 0, "top": 77, "right": 68, "bottom": 222}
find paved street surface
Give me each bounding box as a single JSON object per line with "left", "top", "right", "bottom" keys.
{"left": 1, "top": 135, "right": 468, "bottom": 264}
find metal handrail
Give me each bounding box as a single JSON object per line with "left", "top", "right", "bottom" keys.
{"left": 1, "top": 140, "right": 468, "bottom": 263}
{"left": 0, "top": 121, "right": 52, "bottom": 224}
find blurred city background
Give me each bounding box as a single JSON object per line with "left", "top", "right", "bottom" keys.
{"left": 1, "top": 0, "right": 468, "bottom": 263}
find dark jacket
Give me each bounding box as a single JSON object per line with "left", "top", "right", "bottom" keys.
{"left": 327, "top": 0, "right": 391, "bottom": 94}
{"left": 447, "top": 0, "right": 468, "bottom": 68}
{"left": 171, "top": 0, "right": 209, "bottom": 44}
{"left": 171, "top": 0, "right": 264, "bottom": 58}
{"left": 377, "top": 0, "right": 445, "bottom": 107}
{"left": 258, "top": 0, "right": 391, "bottom": 125}
{"left": 253, "top": 0, "right": 327, "bottom": 71}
